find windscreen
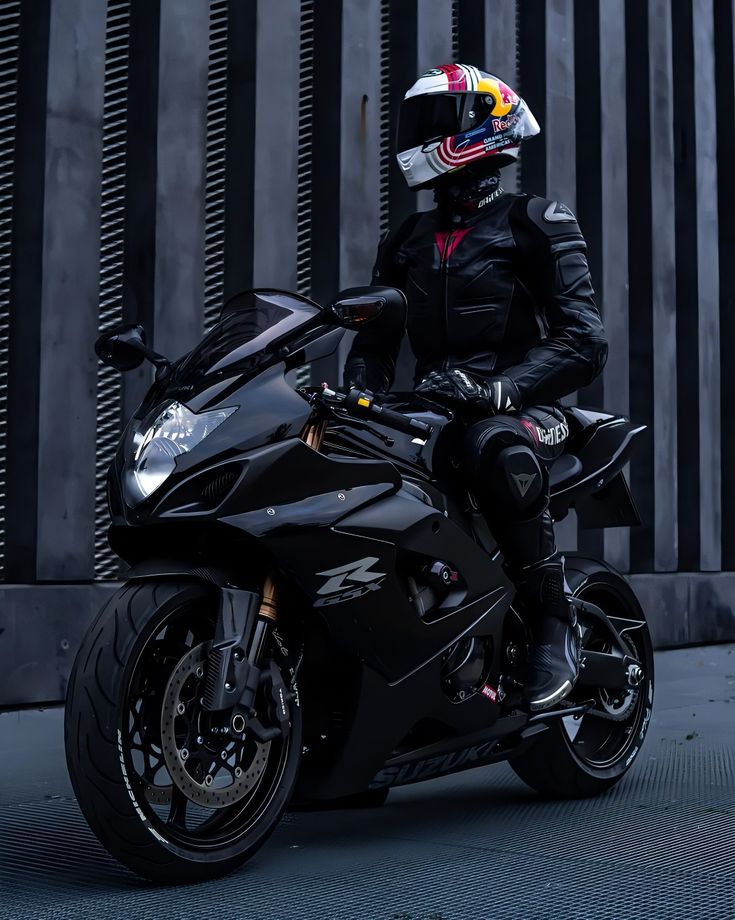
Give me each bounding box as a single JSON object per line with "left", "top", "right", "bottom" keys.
{"left": 174, "top": 290, "right": 322, "bottom": 381}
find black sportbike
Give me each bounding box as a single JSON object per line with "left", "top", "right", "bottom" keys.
{"left": 65, "top": 287, "right": 653, "bottom": 883}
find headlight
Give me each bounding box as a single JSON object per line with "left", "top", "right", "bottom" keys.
{"left": 127, "top": 401, "right": 236, "bottom": 504}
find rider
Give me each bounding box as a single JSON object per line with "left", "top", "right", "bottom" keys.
{"left": 343, "top": 64, "right": 607, "bottom": 711}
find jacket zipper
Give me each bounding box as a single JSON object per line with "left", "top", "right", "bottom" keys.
{"left": 440, "top": 231, "right": 453, "bottom": 372}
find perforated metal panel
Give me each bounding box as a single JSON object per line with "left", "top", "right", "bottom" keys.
{"left": 0, "top": 2, "right": 19, "bottom": 581}
{"left": 296, "top": 0, "right": 315, "bottom": 300}
{"left": 451, "top": 0, "right": 460, "bottom": 61}
{"left": 378, "top": 0, "right": 391, "bottom": 237}
{"left": 203, "top": 0, "right": 228, "bottom": 330}
{"left": 294, "top": 0, "right": 315, "bottom": 389}
{"left": 94, "top": 0, "right": 130, "bottom": 580}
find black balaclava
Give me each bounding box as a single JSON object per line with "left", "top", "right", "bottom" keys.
{"left": 433, "top": 161, "right": 505, "bottom": 225}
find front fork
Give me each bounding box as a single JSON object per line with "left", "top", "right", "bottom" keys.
{"left": 202, "top": 417, "right": 321, "bottom": 734}
{"left": 202, "top": 570, "right": 294, "bottom": 741}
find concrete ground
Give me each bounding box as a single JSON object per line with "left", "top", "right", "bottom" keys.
{"left": 0, "top": 644, "right": 733, "bottom": 920}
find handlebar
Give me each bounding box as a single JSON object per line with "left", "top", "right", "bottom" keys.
{"left": 318, "top": 386, "right": 433, "bottom": 439}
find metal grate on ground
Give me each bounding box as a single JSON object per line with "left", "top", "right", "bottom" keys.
{"left": 0, "top": 736, "right": 732, "bottom": 919}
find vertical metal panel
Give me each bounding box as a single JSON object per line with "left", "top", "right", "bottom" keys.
{"left": 36, "top": 0, "right": 106, "bottom": 580}
{"left": 5, "top": 0, "right": 49, "bottom": 583}
{"left": 484, "top": 1, "right": 518, "bottom": 84}
{"left": 336, "top": 0, "right": 383, "bottom": 372}
{"left": 573, "top": 0, "right": 603, "bottom": 561}
{"left": 222, "top": 2, "right": 256, "bottom": 302}
{"left": 203, "top": 0, "right": 228, "bottom": 329}
{"left": 387, "top": 0, "right": 418, "bottom": 231}
{"left": 599, "top": 0, "right": 631, "bottom": 571}
{"left": 626, "top": 0, "right": 655, "bottom": 573}
{"left": 94, "top": 0, "right": 130, "bottom": 579}
{"left": 388, "top": 0, "right": 419, "bottom": 393}
{"left": 253, "top": 0, "right": 300, "bottom": 290}
{"left": 545, "top": 0, "right": 577, "bottom": 552}
{"left": 415, "top": 0, "right": 454, "bottom": 212}
{"left": 672, "top": 0, "right": 700, "bottom": 570}
{"left": 0, "top": 0, "right": 20, "bottom": 578}
{"left": 308, "top": 0, "right": 341, "bottom": 309}
{"left": 457, "top": 0, "right": 485, "bottom": 65}
{"left": 545, "top": 0, "right": 575, "bottom": 210}
{"left": 648, "top": 0, "right": 678, "bottom": 572}
{"left": 338, "top": 0, "right": 382, "bottom": 291}
{"left": 693, "top": 0, "right": 721, "bottom": 572}
{"left": 484, "top": 0, "right": 519, "bottom": 191}
{"left": 154, "top": 0, "right": 209, "bottom": 359}
{"left": 716, "top": 0, "right": 735, "bottom": 571}
{"left": 518, "top": 0, "right": 546, "bottom": 196}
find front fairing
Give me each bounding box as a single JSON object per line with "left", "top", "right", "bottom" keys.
{"left": 108, "top": 290, "right": 337, "bottom": 524}
{"left": 110, "top": 363, "right": 313, "bottom": 524}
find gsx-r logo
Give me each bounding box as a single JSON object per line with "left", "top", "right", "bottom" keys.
{"left": 313, "top": 556, "right": 386, "bottom": 607}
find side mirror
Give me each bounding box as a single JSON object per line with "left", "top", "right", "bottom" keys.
{"left": 95, "top": 323, "right": 170, "bottom": 373}
{"left": 326, "top": 286, "right": 406, "bottom": 329}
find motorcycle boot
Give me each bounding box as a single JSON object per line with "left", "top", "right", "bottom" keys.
{"left": 512, "top": 553, "right": 580, "bottom": 711}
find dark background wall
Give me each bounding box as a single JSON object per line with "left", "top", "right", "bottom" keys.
{"left": 0, "top": 0, "right": 733, "bottom": 706}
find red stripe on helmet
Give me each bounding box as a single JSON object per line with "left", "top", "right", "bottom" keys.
{"left": 438, "top": 63, "right": 467, "bottom": 92}
{"left": 436, "top": 137, "right": 486, "bottom": 167}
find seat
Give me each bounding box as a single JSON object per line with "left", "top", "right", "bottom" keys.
{"left": 548, "top": 453, "right": 583, "bottom": 492}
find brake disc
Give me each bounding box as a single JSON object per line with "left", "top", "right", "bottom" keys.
{"left": 160, "top": 642, "right": 271, "bottom": 808}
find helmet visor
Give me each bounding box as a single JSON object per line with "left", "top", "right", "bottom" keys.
{"left": 397, "top": 93, "right": 492, "bottom": 151}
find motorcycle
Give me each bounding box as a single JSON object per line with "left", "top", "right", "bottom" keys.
{"left": 65, "top": 286, "right": 654, "bottom": 883}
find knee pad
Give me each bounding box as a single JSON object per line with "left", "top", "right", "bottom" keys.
{"left": 494, "top": 445, "right": 545, "bottom": 514}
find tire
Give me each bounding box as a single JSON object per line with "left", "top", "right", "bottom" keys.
{"left": 64, "top": 580, "right": 302, "bottom": 883}
{"left": 509, "top": 562, "right": 654, "bottom": 799}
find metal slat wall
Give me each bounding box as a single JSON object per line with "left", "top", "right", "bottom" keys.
{"left": 4, "top": 0, "right": 735, "bottom": 705}
{"left": 0, "top": 1, "right": 19, "bottom": 578}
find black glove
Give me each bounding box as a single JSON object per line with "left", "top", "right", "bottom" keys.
{"left": 415, "top": 369, "right": 521, "bottom": 415}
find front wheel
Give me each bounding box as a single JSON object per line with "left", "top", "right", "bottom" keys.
{"left": 509, "top": 564, "right": 654, "bottom": 798}
{"left": 64, "top": 580, "right": 302, "bottom": 883}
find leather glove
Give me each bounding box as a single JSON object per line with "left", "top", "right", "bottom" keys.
{"left": 415, "top": 369, "right": 521, "bottom": 414}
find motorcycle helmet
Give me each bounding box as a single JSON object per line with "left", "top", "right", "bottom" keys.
{"left": 396, "top": 64, "right": 540, "bottom": 189}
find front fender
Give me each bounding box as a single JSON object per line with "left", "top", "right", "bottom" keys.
{"left": 126, "top": 558, "right": 249, "bottom": 589}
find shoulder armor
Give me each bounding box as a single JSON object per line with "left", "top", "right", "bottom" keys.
{"left": 521, "top": 196, "right": 583, "bottom": 239}
{"left": 543, "top": 200, "right": 577, "bottom": 223}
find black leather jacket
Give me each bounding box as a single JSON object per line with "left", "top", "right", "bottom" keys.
{"left": 344, "top": 182, "right": 607, "bottom": 408}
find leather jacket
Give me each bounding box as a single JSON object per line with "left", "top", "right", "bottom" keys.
{"left": 344, "top": 176, "right": 608, "bottom": 409}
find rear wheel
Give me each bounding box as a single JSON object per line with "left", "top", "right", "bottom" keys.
{"left": 64, "top": 580, "right": 302, "bottom": 883}
{"left": 509, "top": 566, "right": 654, "bottom": 798}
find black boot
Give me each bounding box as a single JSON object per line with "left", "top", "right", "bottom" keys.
{"left": 512, "top": 555, "right": 580, "bottom": 712}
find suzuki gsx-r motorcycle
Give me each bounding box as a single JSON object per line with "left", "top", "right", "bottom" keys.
{"left": 65, "top": 287, "right": 653, "bottom": 883}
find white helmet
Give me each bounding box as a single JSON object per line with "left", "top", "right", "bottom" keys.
{"left": 396, "top": 64, "right": 540, "bottom": 189}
